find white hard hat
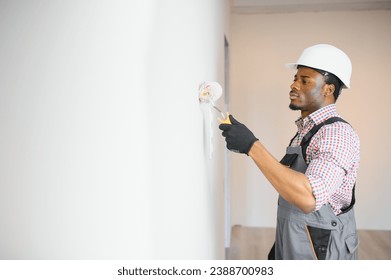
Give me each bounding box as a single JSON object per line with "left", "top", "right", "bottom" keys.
{"left": 286, "top": 44, "right": 352, "bottom": 88}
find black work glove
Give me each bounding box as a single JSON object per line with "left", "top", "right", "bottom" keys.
{"left": 219, "top": 115, "right": 258, "bottom": 155}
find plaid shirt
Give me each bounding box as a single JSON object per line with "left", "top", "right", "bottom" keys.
{"left": 290, "top": 104, "right": 360, "bottom": 215}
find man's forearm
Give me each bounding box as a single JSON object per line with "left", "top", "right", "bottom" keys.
{"left": 248, "top": 141, "right": 316, "bottom": 213}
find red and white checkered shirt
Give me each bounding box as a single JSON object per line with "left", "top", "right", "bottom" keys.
{"left": 290, "top": 104, "right": 360, "bottom": 215}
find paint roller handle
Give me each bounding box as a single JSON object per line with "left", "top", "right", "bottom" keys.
{"left": 218, "top": 112, "right": 232, "bottom": 124}
{"left": 219, "top": 114, "right": 258, "bottom": 155}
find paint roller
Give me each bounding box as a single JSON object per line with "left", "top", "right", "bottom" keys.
{"left": 198, "top": 82, "right": 231, "bottom": 124}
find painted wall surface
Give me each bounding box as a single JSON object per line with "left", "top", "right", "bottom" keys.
{"left": 230, "top": 10, "right": 391, "bottom": 230}
{"left": 0, "top": 0, "right": 229, "bottom": 259}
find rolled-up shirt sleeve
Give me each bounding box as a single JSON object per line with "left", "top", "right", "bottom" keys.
{"left": 305, "top": 123, "right": 358, "bottom": 212}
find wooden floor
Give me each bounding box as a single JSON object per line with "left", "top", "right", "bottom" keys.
{"left": 228, "top": 225, "right": 391, "bottom": 260}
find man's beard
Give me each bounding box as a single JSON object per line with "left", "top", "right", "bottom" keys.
{"left": 289, "top": 103, "right": 301, "bottom": 111}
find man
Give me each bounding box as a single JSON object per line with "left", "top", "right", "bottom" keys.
{"left": 220, "top": 44, "right": 360, "bottom": 260}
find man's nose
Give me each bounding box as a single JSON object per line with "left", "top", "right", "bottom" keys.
{"left": 290, "top": 81, "right": 299, "bottom": 91}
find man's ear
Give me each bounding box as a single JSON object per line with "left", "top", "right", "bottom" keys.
{"left": 323, "top": 84, "right": 335, "bottom": 97}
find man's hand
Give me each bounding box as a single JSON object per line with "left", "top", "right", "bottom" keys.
{"left": 219, "top": 115, "right": 258, "bottom": 155}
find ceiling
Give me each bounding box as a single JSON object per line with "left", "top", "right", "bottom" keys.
{"left": 232, "top": 0, "right": 391, "bottom": 13}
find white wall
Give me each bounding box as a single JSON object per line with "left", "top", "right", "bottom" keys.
{"left": 230, "top": 10, "right": 391, "bottom": 230}
{"left": 0, "top": 0, "right": 230, "bottom": 259}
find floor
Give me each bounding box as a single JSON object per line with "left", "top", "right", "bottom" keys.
{"left": 228, "top": 225, "right": 391, "bottom": 260}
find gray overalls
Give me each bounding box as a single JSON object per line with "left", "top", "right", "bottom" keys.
{"left": 269, "top": 117, "right": 359, "bottom": 260}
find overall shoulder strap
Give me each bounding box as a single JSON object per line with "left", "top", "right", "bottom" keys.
{"left": 301, "top": 117, "right": 349, "bottom": 161}
{"left": 281, "top": 117, "right": 348, "bottom": 164}
{"left": 300, "top": 117, "right": 349, "bottom": 150}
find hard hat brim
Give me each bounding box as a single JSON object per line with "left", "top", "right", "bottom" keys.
{"left": 284, "top": 63, "right": 350, "bottom": 89}
{"left": 285, "top": 63, "right": 297, "bottom": 69}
